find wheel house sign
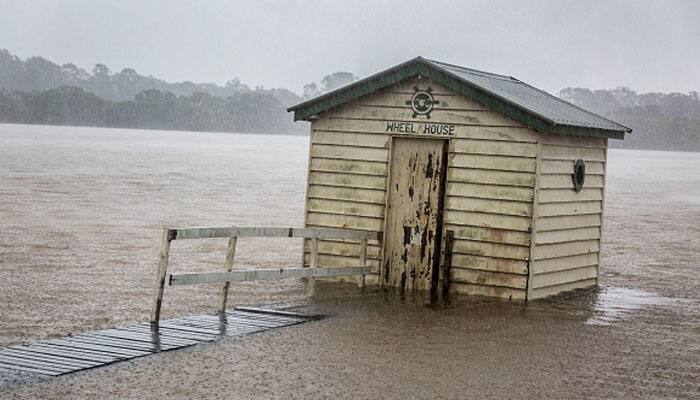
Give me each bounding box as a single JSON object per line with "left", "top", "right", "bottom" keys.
{"left": 288, "top": 57, "right": 631, "bottom": 301}
{"left": 385, "top": 86, "right": 456, "bottom": 136}
{"left": 408, "top": 86, "right": 438, "bottom": 118}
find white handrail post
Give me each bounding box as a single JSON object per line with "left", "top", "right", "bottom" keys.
{"left": 218, "top": 236, "right": 238, "bottom": 313}
{"left": 306, "top": 238, "right": 318, "bottom": 296}
{"left": 358, "top": 238, "right": 367, "bottom": 289}
{"left": 150, "top": 228, "right": 174, "bottom": 328}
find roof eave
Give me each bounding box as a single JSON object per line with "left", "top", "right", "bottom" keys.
{"left": 545, "top": 124, "right": 628, "bottom": 140}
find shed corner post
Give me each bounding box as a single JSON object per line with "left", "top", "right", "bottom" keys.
{"left": 218, "top": 236, "right": 238, "bottom": 313}
{"left": 357, "top": 238, "right": 368, "bottom": 289}
{"left": 306, "top": 237, "right": 318, "bottom": 296}
{"left": 441, "top": 229, "right": 455, "bottom": 298}
{"left": 596, "top": 138, "right": 609, "bottom": 285}
{"left": 150, "top": 227, "right": 174, "bottom": 328}
{"left": 526, "top": 137, "right": 543, "bottom": 302}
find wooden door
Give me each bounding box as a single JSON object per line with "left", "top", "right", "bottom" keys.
{"left": 383, "top": 137, "right": 447, "bottom": 292}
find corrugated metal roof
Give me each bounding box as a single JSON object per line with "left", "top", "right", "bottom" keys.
{"left": 425, "top": 59, "right": 630, "bottom": 133}
{"left": 288, "top": 57, "right": 631, "bottom": 139}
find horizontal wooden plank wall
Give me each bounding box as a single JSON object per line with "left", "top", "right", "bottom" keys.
{"left": 302, "top": 91, "right": 393, "bottom": 280}
{"left": 305, "top": 78, "right": 541, "bottom": 295}
{"left": 302, "top": 77, "right": 542, "bottom": 298}
{"left": 444, "top": 122, "right": 537, "bottom": 301}
{"left": 529, "top": 134, "right": 607, "bottom": 299}
{"left": 303, "top": 79, "right": 468, "bottom": 278}
{"left": 303, "top": 77, "right": 612, "bottom": 300}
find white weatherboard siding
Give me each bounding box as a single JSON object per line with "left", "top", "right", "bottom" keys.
{"left": 291, "top": 57, "right": 626, "bottom": 300}
{"left": 302, "top": 77, "right": 606, "bottom": 299}
{"left": 444, "top": 123, "right": 537, "bottom": 300}
{"left": 529, "top": 134, "right": 607, "bottom": 299}
{"left": 303, "top": 78, "right": 541, "bottom": 298}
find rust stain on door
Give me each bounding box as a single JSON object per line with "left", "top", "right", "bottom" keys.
{"left": 384, "top": 137, "right": 447, "bottom": 292}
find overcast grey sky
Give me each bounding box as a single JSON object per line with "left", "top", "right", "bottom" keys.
{"left": 1, "top": 0, "right": 698, "bottom": 94}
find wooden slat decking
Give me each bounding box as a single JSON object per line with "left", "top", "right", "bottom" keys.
{"left": 0, "top": 308, "right": 322, "bottom": 377}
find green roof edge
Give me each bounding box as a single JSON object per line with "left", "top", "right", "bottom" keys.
{"left": 288, "top": 57, "right": 628, "bottom": 140}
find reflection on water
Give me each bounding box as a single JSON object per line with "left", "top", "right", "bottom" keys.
{"left": 586, "top": 287, "right": 689, "bottom": 326}
{"left": 310, "top": 282, "right": 693, "bottom": 328}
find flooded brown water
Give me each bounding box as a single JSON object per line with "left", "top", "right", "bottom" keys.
{"left": 1, "top": 124, "right": 698, "bottom": 399}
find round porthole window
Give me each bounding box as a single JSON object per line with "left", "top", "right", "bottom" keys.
{"left": 573, "top": 159, "right": 586, "bottom": 192}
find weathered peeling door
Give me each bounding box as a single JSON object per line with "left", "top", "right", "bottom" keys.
{"left": 383, "top": 137, "right": 447, "bottom": 292}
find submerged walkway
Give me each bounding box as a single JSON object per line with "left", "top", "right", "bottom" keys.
{"left": 0, "top": 308, "right": 322, "bottom": 377}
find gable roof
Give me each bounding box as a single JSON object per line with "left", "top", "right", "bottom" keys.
{"left": 288, "top": 57, "right": 631, "bottom": 139}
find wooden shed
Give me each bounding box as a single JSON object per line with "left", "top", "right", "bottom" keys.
{"left": 288, "top": 57, "right": 631, "bottom": 300}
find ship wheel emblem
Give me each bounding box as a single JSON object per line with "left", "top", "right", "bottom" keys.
{"left": 406, "top": 86, "right": 439, "bottom": 119}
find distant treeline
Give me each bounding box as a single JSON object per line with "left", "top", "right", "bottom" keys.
{"left": 0, "top": 86, "right": 303, "bottom": 134}
{"left": 2, "top": 48, "right": 699, "bottom": 150}
{"left": 0, "top": 49, "right": 305, "bottom": 104}
{"left": 559, "top": 87, "right": 700, "bottom": 151}
{"left": 0, "top": 49, "right": 362, "bottom": 135}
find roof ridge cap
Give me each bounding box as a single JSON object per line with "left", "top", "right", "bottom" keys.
{"left": 426, "top": 58, "right": 517, "bottom": 81}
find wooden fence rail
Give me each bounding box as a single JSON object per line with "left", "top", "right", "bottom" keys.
{"left": 169, "top": 266, "right": 373, "bottom": 286}
{"left": 150, "top": 226, "right": 379, "bottom": 326}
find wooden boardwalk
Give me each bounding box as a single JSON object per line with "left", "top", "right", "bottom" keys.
{"left": 0, "top": 308, "right": 322, "bottom": 377}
